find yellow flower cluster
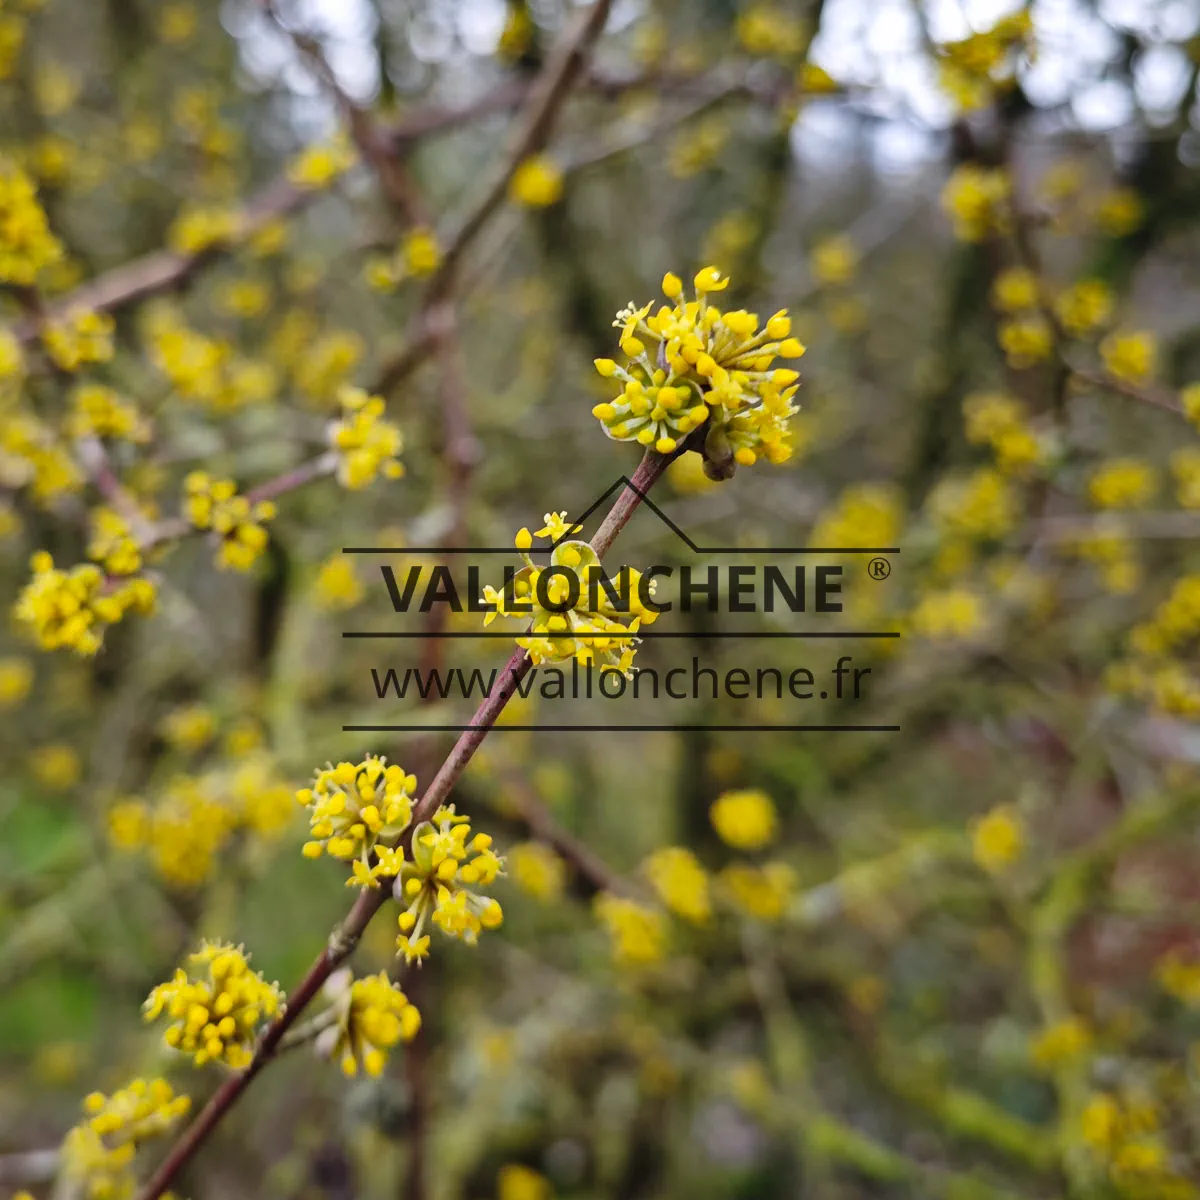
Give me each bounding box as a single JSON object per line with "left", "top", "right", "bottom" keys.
{"left": 1, "top": 411, "right": 85, "bottom": 503}
{"left": 1088, "top": 458, "right": 1157, "bottom": 510}
{"left": 594, "top": 892, "right": 667, "bottom": 966}
{"left": 88, "top": 507, "right": 142, "bottom": 575}
{"left": 183, "top": 472, "right": 277, "bottom": 571}
{"left": 667, "top": 116, "right": 730, "bottom": 179}
{"left": 1172, "top": 448, "right": 1200, "bottom": 509}
{"left": 148, "top": 308, "right": 276, "bottom": 412}
{"left": 991, "top": 266, "right": 1039, "bottom": 312}
{"left": 144, "top": 940, "right": 285, "bottom": 1069}
{"left": 941, "top": 165, "right": 1010, "bottom": 241}
{"left": 718, "top": 861, "right": 796, "bottom": 921}
{"left": 736, "top": 4, "right": 808, "bottom": 59}
{"left": 1065, "top": 518, "right": 1141, "bottom": 595}
{"left": 963, "top": 392, "right": 1048, "bottom": 475}
{"left": 297, "top": 754, "right": 416, "bottom": 866}
{"left": 509, "top": 154, "right": 563, "bottom": 207}
{"left": 318, "top": 968, "right": 422, "bottom": 1078}
{"left": 15, "top": 551, "right": 155, "bottom": 656}
{"left": 1030, "top": 1016, "right": 1091, "bottom": 1070}
{"left": 313, "top": 553, "right": 364, "bottom": 610}
{"left": 167, "top": 203, "right": 242, "bottom": 255}
{"left": 1055, "top": 278, "right": 1113, "bottom": 337}
{"left": 1100, "top": 330, "right": 1156, "bottom": 385}
{"left": 1094, "top": 187, "right": 1144, "bottom": 237}
{"left": 287, "top": 133, "right": 356, "bottom": 189}
{"left": 971, "top": 804, "right": 1023, "bottom": 873}
{"left": 366, "top": 226, "right": 442, "bottom": 290}
{"left": 327, "top": 385, "right": 404, "bottom": 489}
{"left": 811, "top": 234, "right": 859, "bottom": 288}
{"left": 1156, "top": 950, "right": 1200, "bottom": 1006}
{"left": 1080, "top": 1091, "right": 1186, "bottom": 1193}
{"left": 109, "top": 758, "right": 294, "bottom": 888}
{"left": 293, "top": 328, "right": 364, "bottom": 405}
{"left": 998, "top": 313, "right": 1053, "bottom": 369}
{"left": 643, "top": 846, "right": 711, "bottom": 923}
{"left": 60, "top": 1078, "right": 191, "bottom": 1200}
{"left": 0, "top": 155, "right": 63, "bottom": 283}
{"left": 710, "top": 788, "right": 777, "bottom": 850}
{"left": 935, "top": 11, "right": 1032, "bottom": 112}
{"left": 395, "top": 805, "right": 505, "bottom": 962}
{"left": 929, "top": 467, "right": 1019, "bottom": 540}
{"left": 593, "top": 268, "right": 803, "bottom": 472}
{"left": 507, "top": 840, "right": 567, "bottom": 901}
{"left": 0, "top": 655, "right": 33, "bottom": 708}
{"left": 67, "top": 383, "right": 150, "bottom": 443}
{"left": 809, "top": 483, "right": 903, "bottom": 549}
{"left": 482, "top": 513, "right": 659, "bottom": 676}
{"left": 42, "top": 308, "right": 114, "bottom": 371}
{"left": 910, "top": 586, "right": 987, "bottom": 642}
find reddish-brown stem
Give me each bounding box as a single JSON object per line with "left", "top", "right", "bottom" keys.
{"left": 133, "top": 449, "right": 669, "bottom": 1200}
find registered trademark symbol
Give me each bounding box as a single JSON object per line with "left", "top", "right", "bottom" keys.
{"left": 868, "top": 557, "right": 891, "bottom": 581}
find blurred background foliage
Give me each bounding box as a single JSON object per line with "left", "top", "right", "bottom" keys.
{"left": 3, "top": 0, "right": 1200, "bottom": 1198}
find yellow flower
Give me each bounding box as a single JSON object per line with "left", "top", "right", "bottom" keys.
{"left": 497, "top": 1163, "right": 554, "bottom": 1200}
{"left": 1055, "top": 279, "right": 1113, "bottom": 336}
{"left": 1100, "top": 330, "right": 1156, "bottom": 384}
{"left": 15, "top": 551, "right": 156, "bottom": 656}
{"left": 144, "top": 940, "right": 285, "bottom": 1069}
{"left": 167, "top": 204, "right": 242, "bottom": 255}
{"left": 60, "top": 1078, "right": 190, "bottom": 1200}
{"left": 710, "top": 789, "right": 778, "bottom": 850}
{"left": 158, "top": 2, "right": 198, "bottom": 43}
{"left": 811, "top": 235, "right": 859, "bottom": 287}
{"left": 941, "top": 165, "right": 1010, "bottom": 241}
{"left": 287, "top": 133, "right": 356, "bottom": 189}
{"left": 1156, "top": 950, "right": 1200, "bottom": 1006}
{"left": 911, "top": 588, "right": 986, "bottom": 642}
{"left": 929, "top": 467, "right": 1019, "bottom": 539}
{"left": 183, "top": 472, "right": 277, "bottom": 571}
{"left": 314, "top": 554, "right": 365, "bottom": 610}
{"left": 593, "top": 267, "right": 803, "bottom": 471}
{"left": 644, "top": 846, "right": 711, "bottom": 923}
{"left": 0, "top": 156, "right": 64, "bottom": 284}
{"left": 1088, "top": 458, "right": 1157, "bottom": 510}
{"left": 295, "top": 329, "right": 364, "bottom": 405}
{"left": 508, "top": 840, "right": 567, "bottom": 901}
{"left": 971, "top": 804, "right": 1023, "bottom": 873}
{"left": 1095, "top": 187, "right": 1143, "bottom": 237}
{"left": 809, "top": 484, "right": 903, "bottom": 549}
{"left": 594, "top": 892, "right": 666, "bottom": 965}
{"left": 998, "top": 314, "right": 1053, "bottom": 368}
{"left": 509, "top": 154, "right": 563, "bottom": 207}
{"left": 482, "top": 518, "right": 656, "bottom": 677}
{"left": 990, "top": 266, "right": 1039, "bottom": 312}
{"left": 395, "top": 805, "right": 505, "bottom": 962}
{"left": 317, "top": 968, "right": 421, "bottom": 1078}
{"left": 1031, "top": 1016, "right": 1091, "bottom": 1069}
{"left": 297, "top": 754, "right": 416, "bottom": 865}
{"left": 31, "top": 741, "right": 80, "bottom": 789}
{"left": 1182, "top": 383, "right": 1200, "bottom": 430}
{"left": 327, "top": 386, "right": 404, "bottom": 490}
{"left": 161, "top": 703, "right": 216, "bottom": 752}
{"left": 719, "top": 861, "right": 795, "bottom": 921}
{"left": 0, "top": 656, "right": 33, "bottom": 708}
{"left": 42, "top": 308, "right": 114, "bottom": 371}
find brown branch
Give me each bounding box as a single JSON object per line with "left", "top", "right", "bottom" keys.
{"left": 432, "top": 0, "right": 617, "bottom": 286}
{"left": 1068, "top": 365, "right": 1184, "bottom": 416}
{"left": 133, "top": 448, "right": 672, "bottom": 1200}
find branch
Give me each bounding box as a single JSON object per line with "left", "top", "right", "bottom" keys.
{"left": 133, "top": 448, "right": 674, "bottom": 1200}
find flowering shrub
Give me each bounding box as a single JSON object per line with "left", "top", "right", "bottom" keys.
{"left": 4, "top": 3, "right": 1200, "bottom": 1200}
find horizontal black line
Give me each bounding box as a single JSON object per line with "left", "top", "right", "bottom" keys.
{"left": 343, "top": 725, "right": 901, "bottom": 733}
{"left": 342, "top": 631, "right": 900, "bottom": 639}
{"left": 340, "top": 547, "right": 902, "bottom": 555}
